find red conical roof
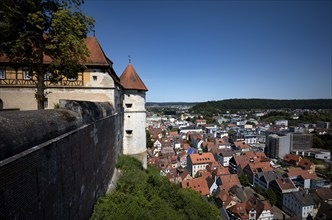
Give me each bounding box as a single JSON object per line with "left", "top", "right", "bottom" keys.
{"left": 120, "top": 64, "right": 148, "bottom": 91}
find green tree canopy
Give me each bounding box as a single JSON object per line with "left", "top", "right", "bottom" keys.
{"left": 239, "top": 173, "right": 250, "bottom": 186}
{"left": 146, "top": 130, "right": 153, "bottom": 148}
{"left": 91, "top": 155, "right": 220, "bottom": 219}
{"left": 0, "top": 0, "right": 94, "bottom": 109}
{"left": 265, "top": 188, "right": 277, "bottom": 206}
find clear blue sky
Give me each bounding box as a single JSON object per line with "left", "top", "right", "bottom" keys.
{"left": 82, "top": 0, "right": 331, "bottom": 102}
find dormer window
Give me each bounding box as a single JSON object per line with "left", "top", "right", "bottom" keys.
{"left": 125, "top": 103, "right": 132, "bottom": 108}
{"left": 126, "top": 130, "right": 133, "bottom": 135}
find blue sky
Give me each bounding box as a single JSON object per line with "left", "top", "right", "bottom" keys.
{"left": 82, "top": 0, "right": 331, "bottom": 102}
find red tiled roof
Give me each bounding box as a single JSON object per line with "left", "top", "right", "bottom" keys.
{"left": 234, "top": 141, "right": 250, "bottom": 149}
{"left": 169, "top": 131, "right": 178, "bottom": 136}
{"left": 248, "top": 162, "right": 273, "bottom": 173}
{"left": 189, "top": 152, "right": 216, "bottom": 165}
{"left": 275, "top": 177, "right": 297, "bottom": 190}
{"left": 119, "top": 63, "right": 148, "bottom": 91}
{"left": 298, "top": 158, "right": 314, "bottom": 170}
{"left": 219, "top": 174, "right": 240, "bottom": 192}
{"left": 217, "top": 191, "right": 233, "bottom": 207}
{"left": 284, "top": 154, "right": 302, "bottom": 163}
{"left": 213, "top": 165, "right": 230, "bottom": 176}
{"left": 182, "top": 143, "right": 190, "bottom": 150}
{"left": 0, "top": 36, "right": 110, "bottom": 66}
{"left": 85, "top": 36, "right": 111, "bottom": 66}
{"left": 181, "top": 176, "right": 210, "bottom": 196}
{"left": 228, "top": 202, "right": 250, "bottom": 219}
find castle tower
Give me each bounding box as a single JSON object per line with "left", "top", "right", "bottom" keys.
{"left": 120, "top": 63, "right": 148, "bottom": 168}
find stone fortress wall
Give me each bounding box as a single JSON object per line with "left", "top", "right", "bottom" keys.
{"left": 0, "top": 100, "right": 122, "bottom": 219}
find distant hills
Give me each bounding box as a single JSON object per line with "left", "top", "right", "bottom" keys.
{"left": 146, "top": 99, "right": 332, "bottom": 115}
{"left": 191, "top": 99, "right": 332, "bottom": 115}
{"left": 146, "top": 102, "right": 198, "bottom": 107}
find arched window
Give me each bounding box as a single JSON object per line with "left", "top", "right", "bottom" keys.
{"left": 0, "top": 99, "right": 3, "bottom": 109}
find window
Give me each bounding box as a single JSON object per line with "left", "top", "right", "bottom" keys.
{"left": 44, "top": 99, "right": 48, "bottom": 109}
{"left": 126, "top": 130, "right": 133, "bottom": 135}
{"left": 67, "top": 77, "right": 77, "bottom": 81}
{"left": 0, "top": 68, "right": 5, "bottom": 79}
{"left": 92, "top": 76, "right": 97, "bottom": 81}
{"left": 44, "top": 72, "right": 53, "bottom": 80}
{"left": 125, "top": 103, "right": 132, "bottom": 108}
{"left": 23, "top": 69, "right": 31, "bottom": 80}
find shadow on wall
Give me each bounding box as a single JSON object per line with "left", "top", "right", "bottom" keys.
{"left": 0, "top": 100, "right": 122, "bottom": 219}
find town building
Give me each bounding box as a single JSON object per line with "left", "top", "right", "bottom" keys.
{"left": 0, "top": 37, "right": 122, "bottom": 111}
{"left": 265, "top": 133, "right": 291, "bottom": 159}
{"left": 0, "top": 37, "right": 148, "bottom": 167}
{"left": 269, "top": 176, "right": 298, "bottom": 208}
{"left": 283, "top": 190, "right": 315, "bottom": 219}
{"left": 186, "top": 152, "right": 216, "bottom": 177}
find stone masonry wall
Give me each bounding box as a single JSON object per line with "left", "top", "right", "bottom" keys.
{"left": 0, "top": 100, "right": 122, "bottom": 219}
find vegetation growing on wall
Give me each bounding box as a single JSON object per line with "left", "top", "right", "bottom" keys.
{"left": 90, "top": 155, "right": 220, "bottom": 220}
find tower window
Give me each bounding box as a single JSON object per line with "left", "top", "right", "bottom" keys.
{"left": 126, "top": 130, "right": 133, "bottom": 135}
{"left": 125, "top": 103, "right": 132, "bottom": 108}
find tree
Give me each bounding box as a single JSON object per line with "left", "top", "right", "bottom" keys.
{"left": 265, "top": 188, "right": 277, "bottom": 206}
{"left": 146, "top": 130, "right": 153, "bottom": 148}
{"left": 239, "top": 173, "right": 249, "bottom": 186}
{"left": 91, "top": 155, "right": 220, "bottom": 219}
{"left": 0, "top": 0, "right": 94, "bottom": 109}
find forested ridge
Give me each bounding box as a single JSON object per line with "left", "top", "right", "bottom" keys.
{"left": 90, "top": 155, "right": 220, "bottom": 220}
{"left": 191, "top": 99, "right": 332, "bottom": 115}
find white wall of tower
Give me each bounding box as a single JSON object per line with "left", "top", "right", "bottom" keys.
{"left": 123, "top": 90, "right": 146, "bottom": 156}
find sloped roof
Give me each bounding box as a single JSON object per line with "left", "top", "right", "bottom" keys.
{"left": 286, "top": 167, "right": 316, "bottom": 179}
{"left": 275, "top": 177, "right": 297, "bottom": 191}
{"left": 0, "top": 36, "right": 110, "bottom": 66}
{"left": 247, "top": 161, "right": 273, "bottom": 173}
{"left": 85, "top": 36, "right": 110, "bottom": 66}
{"left": 284, "top": 154, "right": 302, "bottom": 163}
{"left": 219, "top": 174, "right": 240, "bottom": 192}
{"left": 213, "top": 164, "right": 230, "bottom": 176}
{"left": 119, "top": 63, "right": 148, "bottom": 91}
{"left": 189, "top": 152, "right": 216, "bottom": 165}
{"left": 314, "top": 187, "right": 332, "bottom": 202}
{"left": 228, "top": 202, "right": 250, "bottom": 219}
{"left": 292, "top": 191, "right": 315, "bottom": 206}
{"left": 181, "top": 176, "right": 210, "bottom": 196}
{"left": 298, "top": 158, "right": 314, "bottom": 170}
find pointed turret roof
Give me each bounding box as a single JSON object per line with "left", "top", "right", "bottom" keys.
{"left": 120, "top": 64, "right": 148, "bottom": 91}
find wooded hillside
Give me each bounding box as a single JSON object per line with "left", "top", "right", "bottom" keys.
{"left": 191, "top": 99, "right": 332, "bottom": 115}
{"left": 90, "top": 155, "right": 220, "bottom": 220}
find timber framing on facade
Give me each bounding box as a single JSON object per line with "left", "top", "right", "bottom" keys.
{"left": 0, "top": 37, "right": 123, "bottom": 110}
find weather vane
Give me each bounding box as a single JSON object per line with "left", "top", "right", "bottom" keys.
{"left": 128, "top": 55, "right": 131, "bottom": 64}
